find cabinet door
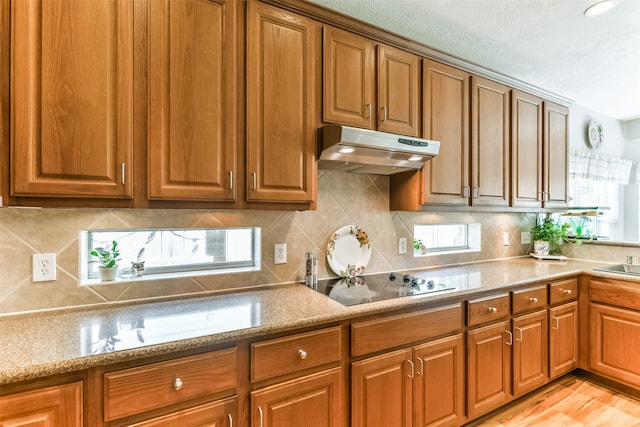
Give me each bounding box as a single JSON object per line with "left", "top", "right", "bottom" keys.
{"left": 323, "top": 25, "right": 375, "bottom": 129}
{"left": 352, "top": 348, "right": 412, "bottom": 427}
{"left": 543, "top": 101, "right": 569, "bottom": 208}
{"left": 470, "top": 76, "right": 510, "bottom": 207}
{"left": 377, "top": 44, "right": 420, "bottom": 136}
{"left": 414, "top": 334, "right": 465, "bottom": 427}
{"left": 511, "top": 89, "right": 543, "bottom": 208}
{"left": 590, "top": 303, "right": 640, "bottom": 387}
{"left": 422, "top": 60, "right": 470, "bottom": 206}
{"left": 148, "top": 0, "right": 237, "bottom": 202}
{"left": 0, "top": 382, "right": 82, "bottom": 426}
{"left": 251, "top": 368, "right": 343, "bottom": 427}
{"left": 549, "top": 301, "right": 578, "bottom": 379}
{"left": 11, "top": 0, "right": 133, "bottom": 198}
{"left": 512, "top": 310, "right": 548, "bottom": 397}
{"left": 467, "top": 320, "right": 511, "bottom": 419}
{"left": 246, "top": 2, "right": 318, "bottom": 204}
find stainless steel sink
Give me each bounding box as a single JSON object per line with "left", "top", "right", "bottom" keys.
{"left": 594, "top": 264, "right": 640, "bottom": 276}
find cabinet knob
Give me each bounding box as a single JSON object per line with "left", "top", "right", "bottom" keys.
{"left": 529, "top": 297, "right": 538, "bottom": 303}
{"left": 298, "top": 349, "right": 307, "bottom": 360}
{"left": 563, "top": 289, "right": 572, "bottom": 295}
{"left": 488, "top": 307, "right": 497, "bottom": 313}
{"left": 173, "top": 377, "right": 183, "bottom": 391}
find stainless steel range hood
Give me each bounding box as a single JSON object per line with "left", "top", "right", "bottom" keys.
{"left": 318, "top": 125, "right": 440, "bottom": 175}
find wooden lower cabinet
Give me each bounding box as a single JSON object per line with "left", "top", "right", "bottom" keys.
{"left": 589, "top": 303, "right": 640, "bottom": 387}
{"left": 413, "top": 334, "right": 465, "bottom": 427}
{"left": 130, "top": 396, "right": 237, "bottom": 427}
{"left": 466, "top": 320, "right": 512, "bottom": 419}
{"left": 352, "top": 334, "right": 464, "bottom": 427}
{"left": 352, "top": 348, "right": 412, "bottom": 427}
{"left": 251, "top": 367, "right": 343, "bottom": 427}
{"left": 0, "top": 381, "right": 82, "bottom": 426}
{"left": 549, "top": 301, "right": 578, "bottom": 378}
{"left": 512, "top": 310, "right": 548, "bottom": 397}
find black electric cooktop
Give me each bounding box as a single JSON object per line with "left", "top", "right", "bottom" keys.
{"left": 316, "top": 272, "right": 456, "bottom": 306}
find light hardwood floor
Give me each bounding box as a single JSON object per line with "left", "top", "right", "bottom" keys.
{"left": 473, "top": 374, "right": 640, "bottom": 426}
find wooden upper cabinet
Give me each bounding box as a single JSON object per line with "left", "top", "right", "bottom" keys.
{"left": 511, "top": 89, "right": 543, "bottom": 208}
{"left": 148, "top": 0, "right": 237, "bottom": 202}
{"left": 543, "top": 101, "right": 569, "bottom": 208}
{"left": 0, "top": 382, "right": 82, "bottom": 427}
{"left": 10, "top": 0, "right": 134, "bottom": 198}
{"left": 377, "top": 44, "right": 420, "bottom": 136}
{"left": 323, "top": 26, "right": 375, "bottom": 129}
{"left": 246, "top": 1, "right": 318, "bottom": 204}
{"left": 422, "top": 60, "right": 470, "bottom": 206}
{"left": 471, "top": 76, "right": 510, "bottom": 207}
{"left": 323, "top": 26, "right": 420, "bottom": 136}
{"left": 512, "top": 93, "right": 569, "bottom": 209}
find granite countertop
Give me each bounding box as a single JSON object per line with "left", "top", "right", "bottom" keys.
{"left": 1, "top": 257, "right": 638, "bottom": 386}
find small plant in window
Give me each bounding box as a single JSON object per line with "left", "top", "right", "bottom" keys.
{"left": 90, "top": 240, "right": 121, "bottom": 281}
{"left": 413, "top": 238, "right": 427, "bottom": 255}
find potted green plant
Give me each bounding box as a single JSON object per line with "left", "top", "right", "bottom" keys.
{"left": 413, "top": 238, "right": 427, "bottom": 255}
{"left": 531, "top": 221, "right": 569, "bottom": 255}
{"left": 90, "top": 240, "right": 121, "bottom": 281}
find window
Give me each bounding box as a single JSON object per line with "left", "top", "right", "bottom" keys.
{"left": 80, "top": 228, "right": 261, "bottom": 285}
{"left": 413, "top": 223, "right": 481, "bottom": 256}
{"left": 568, "top": 179, "right": 621, "bottom": 240}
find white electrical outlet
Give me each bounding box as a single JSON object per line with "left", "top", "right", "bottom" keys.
{"left": 521, "top": 231, "right": 531, "bottom": 245}
{"left": 274, "top": 243, "right": 287, "bottom": 264}
{"left": 33, "top": 253, "right": 56, "bottom": 282}
{"left": 398, "top": 238, "right": 407, "bottom": 254}
{"left": 503, "top": 231, "right": 510, "bottom": 246}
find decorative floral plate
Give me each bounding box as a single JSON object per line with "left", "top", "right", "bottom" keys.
{"left": 588, "top": 119, "right": 604, "bottom": 149}
{"left": 327, "top": 225, "right": 372, "bottom": 277}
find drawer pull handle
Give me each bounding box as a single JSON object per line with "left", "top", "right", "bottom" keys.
{"left": 515, "top": 327, "right": 523, "bottom": 342}
{"left": 407, "top": 359, "right": 415, "bottom": 378}
{"left": 298, "top": 349, "right": 307, "bottom": 360}
{"left": 529, "top": 297, "right": 538, "bottom": 303}
{"left": 416, "top": 357, "right": 424, "bottom": 376}
{"left": 228, "top": 413, "right": 233, "bottom": 427}
{"left": 488, "top": 307, "right": 498, "bottom": 313}
{"left": 258, "top": 406, "right": 264, "bottom": 427}
{"left": 552, "top": 316, "right": 559, "bottom": 330}
{"left": 173, "top": 377, "right": 183, "bottom": 391}
{"left": 505, "top": 330, "right": 513, "bottom": 346}
{"left": 563, "top": 289, "right": 572, "bottom": 295}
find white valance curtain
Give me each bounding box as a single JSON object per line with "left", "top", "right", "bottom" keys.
{"left": 569, "top": 150, "right": 638, "bottom": 184}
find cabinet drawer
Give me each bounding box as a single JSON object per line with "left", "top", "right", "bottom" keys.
{"left": 104, "top": 347, "right": 237, "bottom": 422}
{"left": 549, "top": 277, "right": 578, "bottom": 305}
{"left": 512, "top": 286, "right": 547, "bottom": 315}
{"left": 129, "top": 396, "right": 237, "bottom": 427}
{"left": 590, "top": 278, "right": 640, "bottom": 310}
{"left": 351, "top": 304, "right": 461, "bottom": 357}
{"left": 467, "top": 294, "right": 510, "bottom": 327}
{"left": 251, "top": 326, "right": 342, "bottom": 382}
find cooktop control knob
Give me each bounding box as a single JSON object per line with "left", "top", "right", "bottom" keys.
{"left": 389, "top": 272, "right": 397, "bottom": 281}
{"left": 427, "top": 280, "right": 435, "bottom": 289}
{"left": 403, "top": 274, "right": 412, "bottom": 283}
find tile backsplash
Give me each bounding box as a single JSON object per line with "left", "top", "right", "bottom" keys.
{"left": 0, "top": 170, "right": 616, "bottom": 315}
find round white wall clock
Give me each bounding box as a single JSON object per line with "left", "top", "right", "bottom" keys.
{"left": 587, "top": 119, "right": 604, "bottom": 149}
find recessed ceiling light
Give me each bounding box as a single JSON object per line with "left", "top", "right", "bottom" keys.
{"left": 584, "top": 0, "right": 614, "bottom": 16}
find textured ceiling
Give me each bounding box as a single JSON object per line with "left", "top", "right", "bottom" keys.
{"left": 308, "top": 0, "right": 640, "bottom": 121}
